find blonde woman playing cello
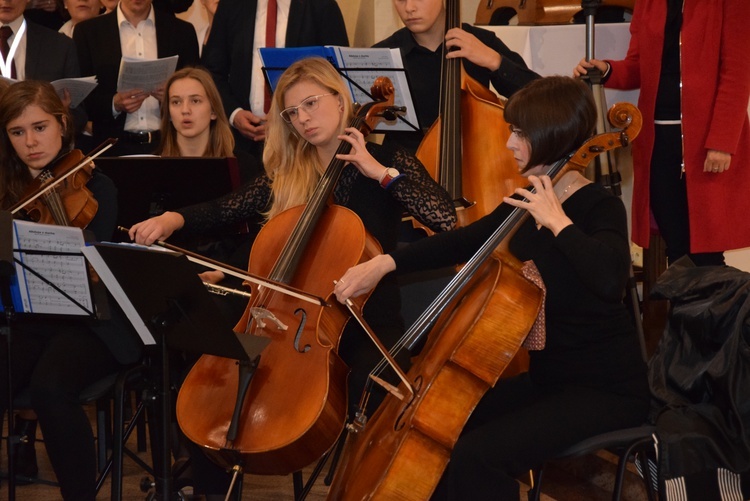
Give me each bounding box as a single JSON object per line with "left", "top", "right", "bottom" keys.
{"left": 130, "top": 57, "right": 456, "bottom": 498}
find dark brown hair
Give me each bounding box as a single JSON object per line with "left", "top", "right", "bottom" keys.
{"left": 0, "top": 80, "right": 73, "bottom": 208}
{"left": 504, "top": 76, "right": 596, "bottom": 171}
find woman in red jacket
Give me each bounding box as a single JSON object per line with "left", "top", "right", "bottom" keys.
{"left": 575, "top": 0, "right": 750, "bottom": 265}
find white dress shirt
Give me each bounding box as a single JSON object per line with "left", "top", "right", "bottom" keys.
{"left": 1, "top": 16, "right": 27, "bottom": 81}
{"left": 229, "top": 0, "right": 290, "bottom": 126}
{"left": 116, "top": 3, "right": 161, "bottom": 133}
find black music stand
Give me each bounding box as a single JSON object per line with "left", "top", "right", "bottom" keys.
{"left": 94, "top": 156, "right": 250, "bottom": 245}
{"left": 0, "top": 211, "right": 19, "bottom": 501}
{"left": 579, "top": 0, "right": 645, "bottom": 350}
{"left": 82, "top": 243, "right": 269, "bottom": 500}
{"left": 1, "top": 217, "right": 103, "bottom": 500}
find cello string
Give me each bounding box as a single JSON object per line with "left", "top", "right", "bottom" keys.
{"left": 365, "top": 113, "right": 641, "bottom": 385}
{"left": 365, "top": 154, "right": 574, "bottom": 383}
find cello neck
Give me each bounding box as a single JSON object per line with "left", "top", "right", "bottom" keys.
{"left": 403, "top": 155, "right": 571, "bottom": 351}
{"left": 268, "top": 116, "right": 362, "bottom": 284}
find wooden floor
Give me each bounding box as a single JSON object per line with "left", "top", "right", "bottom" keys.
{"left": 1, "top": 405, "right": 652, "bottom": 501}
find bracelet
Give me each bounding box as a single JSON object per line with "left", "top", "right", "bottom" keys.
{"left": 383, "top": 173, "right": 404, "bottom": 190}
{"left": 377, "top": 169, "right": 389, "bottom": 184}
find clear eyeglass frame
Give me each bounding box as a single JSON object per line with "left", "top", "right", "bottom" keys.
{"left": 280, "top": 93, "right": 336, "bottom": 123}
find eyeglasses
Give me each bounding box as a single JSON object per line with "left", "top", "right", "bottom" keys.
{"left": 509, "top": 124, "right": 526, "bottom": 138}
{"left": 280, "top": 93, "right": 337, "bottom": 123}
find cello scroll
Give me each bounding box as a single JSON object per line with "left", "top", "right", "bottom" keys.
{"left": 567, "top": 102, "right": 642, "bottom": 172}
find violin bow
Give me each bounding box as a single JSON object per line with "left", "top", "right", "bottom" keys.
{"left": 117, "top": 227, "right": 329, "bottom": 307}
{"left": 10, "top": 138, "right": 118, "bottom": 216}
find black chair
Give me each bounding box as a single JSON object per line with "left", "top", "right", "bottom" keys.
{"left": 527, "top": 424, "right": 657, "bottom": 501}
{"left": 4, "top": 362, "right": 150, "bottom": 496}
{"left": 527, "top": 275, "right": 659, "bottom": 501}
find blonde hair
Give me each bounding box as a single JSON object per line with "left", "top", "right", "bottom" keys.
{"left": 262, "top": 57, "right": 353, "bottom": 219}
{"left": 157, "top": 67, "right": 235, "bottom": 157}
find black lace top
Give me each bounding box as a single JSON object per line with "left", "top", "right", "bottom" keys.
{"left": 176, "top": 142, "right": 456, "bottom": 407}
{"left": 177, "top": 141, "right": 456, "bottom": 254}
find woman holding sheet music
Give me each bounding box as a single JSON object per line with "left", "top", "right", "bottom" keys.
{"left": 0, "top": 80, "right": 141, "bottom": 500}
{"left": 130, "top": 57, "right": 456, "bottom": 497}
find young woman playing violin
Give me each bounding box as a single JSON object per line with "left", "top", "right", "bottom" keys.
{"left": 334, "top": 76, "right": 650, "bottom": 500}
{"left": 130, "top": 56, "right": 456, "bottom": 496}
{"left": 0, "top": 80, "right": 142, "bottom": 500}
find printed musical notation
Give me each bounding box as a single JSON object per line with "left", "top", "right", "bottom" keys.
{"left": 8, "top": 220, "right": 94, "bottom": 316}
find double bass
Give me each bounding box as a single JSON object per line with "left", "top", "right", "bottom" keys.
{"left": 328, "top": 102, "right": 643, "bottom": 500}
{"left": 416, "top": 0, "right": 527, "bottom": 229}
{"left": 175, "top": 79, "right": 402, "bottom": 475}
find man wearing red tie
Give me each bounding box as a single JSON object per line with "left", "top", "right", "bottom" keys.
{"left": 201, "top": 0, "right": 349, "bottom": 161}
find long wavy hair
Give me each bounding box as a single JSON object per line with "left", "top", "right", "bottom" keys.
{"left": 504, "top": 76, "right": 596, "bottom": 171}
{"left": 0, "top": 80, "right": 73, "bottom": 209}
{"left": 157, "top": 66, "right": 235, "bottom": 157}
{"left": 262, "top": 57, "right": 353, "bottom": 219}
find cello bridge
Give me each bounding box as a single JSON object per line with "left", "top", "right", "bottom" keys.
{"left": 249, "top": 307, "right": 288, "bottom": 331}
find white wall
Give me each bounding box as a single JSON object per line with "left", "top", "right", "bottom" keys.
{"left": 342, "top": 0, "right": 750, "bottom": 271}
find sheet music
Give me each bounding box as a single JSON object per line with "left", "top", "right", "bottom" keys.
{"left": 11, "top": 220, "right": 93, "bottom": 315}
{"left": 259, "top": 46, "right": 420, "bottom": 133}
{"left": 1, "top": 75, "right": 98, "bottom": 108}
{"left": 116, "top": 55, "right": 179, "bottom": 92}
{"left": 331, "top": 47, "right": 419, "bottom": 132}
{"left": 51, "top": 76, "right": 98, "bottom": 108}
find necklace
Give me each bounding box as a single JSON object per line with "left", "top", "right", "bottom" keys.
{"left": 558, "top": 180, "right": 577, "bottom": 200}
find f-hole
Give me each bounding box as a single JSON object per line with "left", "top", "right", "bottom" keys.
{"left": 293, "top": 308, "right": 310, "bottom": 353}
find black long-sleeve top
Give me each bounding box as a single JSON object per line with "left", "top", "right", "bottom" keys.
{"left": 374, "top": 23, "right": 540, "bottom": 153}
{"left": 391, "top": 182, "right": 647, "bottom": 397}
{"left": 177, "top": 142, "right": 456, "bottom": 334}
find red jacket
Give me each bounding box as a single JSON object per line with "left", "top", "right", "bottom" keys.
{"left": 606, "top": 0, "right": 750, "bottom": 253}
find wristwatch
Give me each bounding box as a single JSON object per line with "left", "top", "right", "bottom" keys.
{"left": 379, "top": 167, "right": 400, "bottom": 189}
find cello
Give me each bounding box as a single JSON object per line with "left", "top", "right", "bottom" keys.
{"left": 327, "top": 102, "right": 643, "bottom": 500}
{"left": 416, "top": 0, "right": 527, "bottom": 229}
{"left": 175, "top": 78, "right": 401, "bottom": 475}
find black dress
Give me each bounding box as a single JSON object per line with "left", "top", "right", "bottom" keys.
{"left": 390, "top": 182, "right": 649, "bottom": 500}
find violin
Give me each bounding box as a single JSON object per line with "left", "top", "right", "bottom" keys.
{"left": 327, "top": 102, "right": 643, "bottom": 500}
{"left": 175, "top": 78, "right": 404, "bottom": 476}
{"left": 9, "top": 139, "right": 117, "bottom": 228}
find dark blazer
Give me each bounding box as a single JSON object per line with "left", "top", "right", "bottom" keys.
{"left": 23, "top": 20, "right": 88, "bottom": 133}
{"left": 73, "top": 8, "right": 199, "bottom": 144}
{"left": 25, "top": 21, "right": 80, "bottom": 81}
{"left": 201, "top": 0, "right": 349, "bottom": 122}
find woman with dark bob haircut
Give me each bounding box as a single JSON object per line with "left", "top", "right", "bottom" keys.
{"left": 334, "top": 75, "right": 650, "bottom": 500}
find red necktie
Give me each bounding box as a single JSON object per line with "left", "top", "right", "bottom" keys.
{"left": 263, "top": 0, "right": 277, "bottom": 114}
{"left": 0, "top": 26, "right": 17, "bottom": 80}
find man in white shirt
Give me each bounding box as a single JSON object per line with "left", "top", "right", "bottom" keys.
{"left": 74, "top": 0, "right": 199, "bottom": 155}
{"left": 0, "top": 0, "right": 86, "bottom": 146}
